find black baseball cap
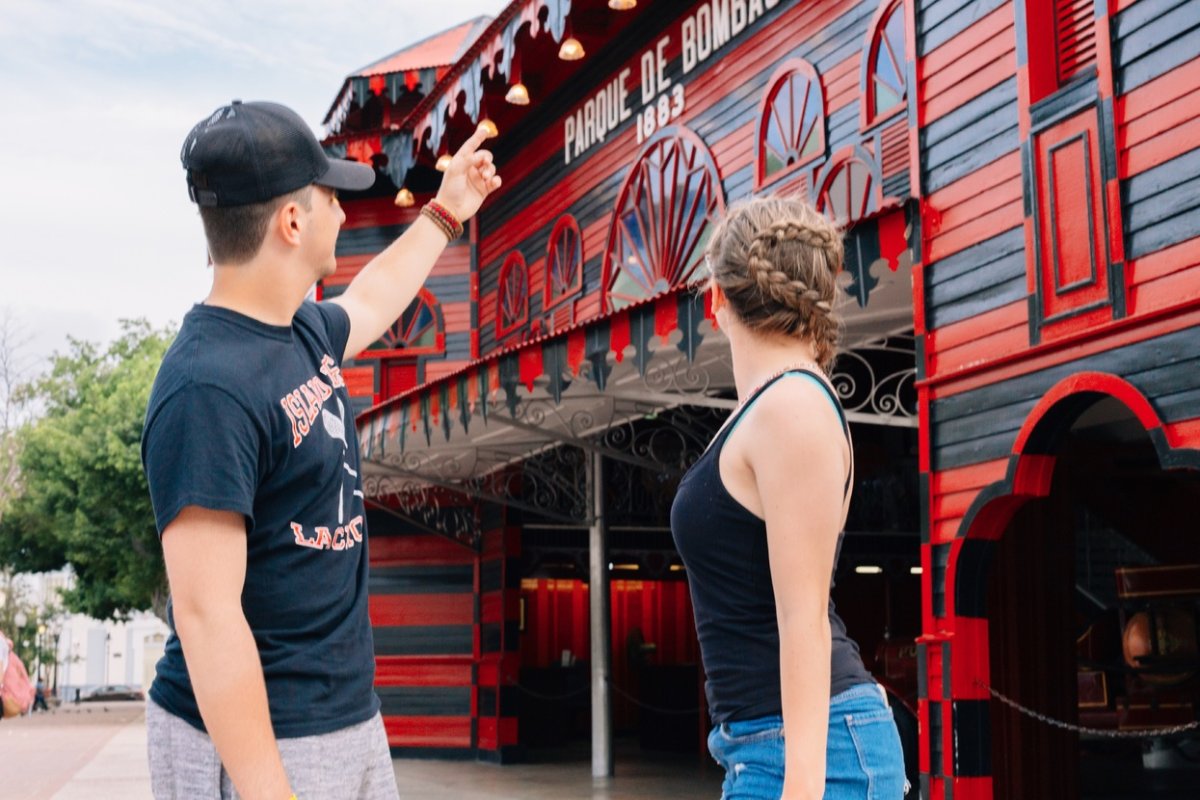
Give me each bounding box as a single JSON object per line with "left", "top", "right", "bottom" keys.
{"left": 181, "top": 100, "right": 375, "bottom": 207}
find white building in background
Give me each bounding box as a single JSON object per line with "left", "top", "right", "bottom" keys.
{"left": 10, "top": 569, "right": 169, "bottom": 697}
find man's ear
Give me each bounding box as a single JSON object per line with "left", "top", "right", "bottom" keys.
{"left": 276, "top": 200, "right": 304, "bottom": 248}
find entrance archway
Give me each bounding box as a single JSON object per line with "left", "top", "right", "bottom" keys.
{"left": 951, "top": 375, "right": 1200, "bottom": 798}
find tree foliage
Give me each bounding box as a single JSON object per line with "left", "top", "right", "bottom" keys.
{"left": 0, "top": 320, "right": 175, "bottom": 621}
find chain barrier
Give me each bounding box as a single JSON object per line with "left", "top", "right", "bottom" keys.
{"left": 977, "top": 681, "right": 1200, "bottom": 739}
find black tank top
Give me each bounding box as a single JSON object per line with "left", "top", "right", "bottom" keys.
{"left": 670, "top": 369, "right": 873, "bottom": 723}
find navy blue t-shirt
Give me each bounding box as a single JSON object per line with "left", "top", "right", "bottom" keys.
{"left": 142, "top": 301, "right": 378, "bottom": 738}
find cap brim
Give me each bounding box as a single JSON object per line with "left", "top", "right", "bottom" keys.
{"left": 317, "top": 158, "right": 376, "bottom": 192}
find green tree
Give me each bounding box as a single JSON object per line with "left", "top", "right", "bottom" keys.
{"left": 0, "top": 320, "right": 175, "bottom": 622}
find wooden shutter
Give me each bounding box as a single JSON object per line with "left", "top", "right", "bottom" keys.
{"left": 1056, "top": 0, "right": 1097, "bottom": 85}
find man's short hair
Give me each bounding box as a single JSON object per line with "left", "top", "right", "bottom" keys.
{"left": 198, "top": 185, "right": 313, "bottom": 265}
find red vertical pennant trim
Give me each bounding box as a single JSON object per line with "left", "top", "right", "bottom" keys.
{"left": 609, "top": 311, "right": 631, "bottom": 363}
{"left": 655, "top": 295, "right": 679, "bottom": 344}
{"left": 448, "top": 382, "right": 458, "bottom": 412}
{"left": 519, "top": 346, "right": 543, "bottom": 392}
{"left": 467, "top": 370, "right": 479, "bottom": 411}
{"left": 369, "top": 74, "right": 386, "bottom": 96}
{"left": 409, "top": 396, "right": 420, "bottom": 431}
{"left": 489, "top": 365, "right": 501, "bottom": 396}
{"left": 566, "top": 328, "right": 586, "bottom": 375}
{"left": 878, "top": 208, "right": 907, "bottom": 271}
{"left": 431, "top": 391, "right": 441, "bottom": 425}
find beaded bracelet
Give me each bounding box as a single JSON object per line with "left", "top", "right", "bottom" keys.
{"left": 421, "top": 200, "right": 464, "bottom": 241}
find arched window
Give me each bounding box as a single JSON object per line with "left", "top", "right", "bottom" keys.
{"left": 816, "top": 154, "right": 880, "bottom": 225}
{"left": 496, "top": 252, "right": 529, "bottom": 339}
{"left": 757, "top": 59, "right": 826, "bottom": 186}
{"left": 603, "top": 127, "right": 725, "bottom": 312}
{"left": 364, "top": 288, "right": 444, "bottom": 357}
{"left": 544, "top": 215, "right": 583, "bottom": 311}
{"left": 862, "top": 0, "right": 908, "bottom": 128}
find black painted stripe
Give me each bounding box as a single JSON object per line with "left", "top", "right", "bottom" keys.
{"left": 917, "top": 0, "right": 1008, "bottom": 56}
{"left": 373, "top": 625, "right": 473, "bottom": 656}
{"left": 480, "top": 622, "right": 502, "bottom": 654}
{"left": 1123, "top": 149, "right": 1200, "bottom": 259}
{"left": 929, "top": 260, "right": 1025, "bottom": 327}
{"left": 931, "top": 542, "right": 950, "bottom": 618}
{"left": 926, "top": 227, "right": 1025, "bottom": 329}
{"left": 827, "top": 104, "right": 861, "bottom": 154}
{"left": 1114, "top": 2, "right": 1200, "bottom": 95}
{"left": 1113, "top": 0, "right": 1199, "bottom": 70}
{"left": 369, "top": 564, "right": 474, "bottom": 594}
{"left": 377, "top": 686, "right": 472, "bottom": 717}
{"left": 882, "top": 170, "right": 910, "bottom": 200}
{"left": 931, "top": 326, "right": 1200, "bottom": 470}
{"left": 928, "top": 699, "right": 944, "bottom": 777}
{"left": 921, "top": 79, "right": 1019, "bottom": 193}
{"left": 424, "top": 275, "right": 472, "bottom": 304}
{"left": 336, "top": 224, "right": 411, "bottom": 257}
{"left": 1029, "top": 75, "right": 1098, "bottom": 132}
{"left": 480, "top": 560, "right": 503, "bottom": 593}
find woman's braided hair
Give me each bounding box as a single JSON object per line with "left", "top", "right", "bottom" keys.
{"left": 705, "top": 196, "right": 843, "bottom": 371}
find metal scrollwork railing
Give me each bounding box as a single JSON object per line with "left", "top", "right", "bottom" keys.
{"left": 831, "top": 335, "right": 917, "bottom": 421}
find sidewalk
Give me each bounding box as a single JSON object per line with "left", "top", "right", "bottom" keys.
{"left": 0, "top": 703, "right": 720, "bottom": 799}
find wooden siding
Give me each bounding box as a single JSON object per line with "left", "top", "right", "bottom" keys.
{"left": 928, "top": 324, "right": 1200, "bottom": 471}
{"left": 474, "top": 0, "right": 906, "bottom": 358}
{"left": 367, "top": 522, "right": 477, "bottom": 752}
{"left": 915, "top": 0, "right": 1008, "bottom": 56}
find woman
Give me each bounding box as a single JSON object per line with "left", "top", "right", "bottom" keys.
{"left": 671, "top": 196, "right": 906, "bottom": 799}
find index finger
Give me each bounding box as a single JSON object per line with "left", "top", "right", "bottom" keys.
{"left": 455, "top": 125, "right": 491, "bottom": 159}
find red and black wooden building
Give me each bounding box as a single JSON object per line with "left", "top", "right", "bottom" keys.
{"left": 319, "top": 1, "right": 1200, "bottom": 797}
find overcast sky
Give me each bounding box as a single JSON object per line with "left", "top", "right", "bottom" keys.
{"left": 0, "top": 0, "right": 502, "bottom": 365}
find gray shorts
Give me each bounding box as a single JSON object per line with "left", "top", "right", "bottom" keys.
{"left": 147, "top": 697, "right": 399, "bottom": 800}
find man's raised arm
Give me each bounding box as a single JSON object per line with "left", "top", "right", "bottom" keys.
{"left": 332, "top": 125, "right": 502, "bottom": 360}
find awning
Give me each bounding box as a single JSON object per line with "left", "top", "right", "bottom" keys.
{"left": 356, "top": 240, "right": 918, "bottom": 537}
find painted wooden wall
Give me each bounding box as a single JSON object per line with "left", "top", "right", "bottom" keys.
{"left": 331, "top": 0, "right": 918, "bottom": 401}
{"left": 366, "top": 508, "right": 520, "bottom": 760}
{"left": 913, "top": 0, "right": 1200, "bottom": 797}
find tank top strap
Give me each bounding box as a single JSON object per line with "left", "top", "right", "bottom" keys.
{"left": 715, "top": 368, "right": 853, "bottom": 496}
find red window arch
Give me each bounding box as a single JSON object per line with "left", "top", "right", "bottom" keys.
{"left": 757, "top": 59, "right": 826, "bottom": 187}
{"left": 496, "top": 252, "right": 529, "bottom": 339}
{"left": 816, "top": 154, "right": 880, "bottom": 225}
{"left": 544, "top": 215, "right": 583, "bottom": 312}
{"left": 603, "top": 127, "right": 725, "bottom": 312}
{"left": 861, "top": 0, "right": 908, "bottom": 129}
{"left": 363, "top": 288, "right": 444, "bottom": 358}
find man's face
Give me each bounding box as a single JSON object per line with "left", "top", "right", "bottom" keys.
{"left": 303, "top": 185, "right": 345, "bottom": 279}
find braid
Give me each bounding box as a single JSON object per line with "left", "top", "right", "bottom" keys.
{"left": 707, "top": 198, "right": 844, "bottom": 370}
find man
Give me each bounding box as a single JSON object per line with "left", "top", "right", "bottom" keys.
{"left": 141, "top": 100, "right": 500, "bottom": 800}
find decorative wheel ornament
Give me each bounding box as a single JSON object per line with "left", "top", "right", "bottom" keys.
{"left": 603, "top": 127, "right": 725, "bottom": 312}
{"left": 817, "top": 156, "right": 877, "bottom": 225}
{"left": 545, "top": 215, "right": 583, "bottom": 310}
{"left": 497, "top": 252, "right": 529, "bottom": 338}
{"left": 368, "top": 289, "right": 442, "bottom": 356}
{"left": 865, "top": 0, "right": 907, "bottom": 124}
{"left": 758, "top": 59, "right": 826, "bottom": 184}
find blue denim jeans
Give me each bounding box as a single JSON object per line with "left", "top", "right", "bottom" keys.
{"left": 706, "top": 683, "right": 908, "bottom": 799}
